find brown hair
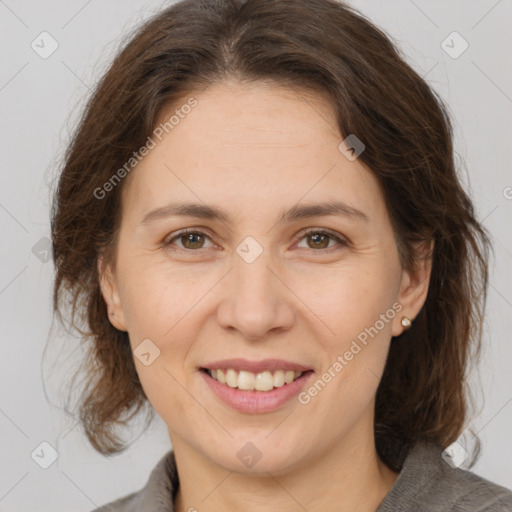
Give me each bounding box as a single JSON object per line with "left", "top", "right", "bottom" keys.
{"left": 51, "top": 0, "right": 490, "bottom": 469}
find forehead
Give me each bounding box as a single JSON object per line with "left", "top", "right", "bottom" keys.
{"left": 121, "top": 80, "right": 384, "bottom": 223}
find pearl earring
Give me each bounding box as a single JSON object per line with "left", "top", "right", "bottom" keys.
{"left": 401, "top": 316, "right": 412, "bottom": 329}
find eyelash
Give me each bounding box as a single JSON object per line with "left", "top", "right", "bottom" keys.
{"left": 163, "top": 227, "right": 348, "bottom": 253}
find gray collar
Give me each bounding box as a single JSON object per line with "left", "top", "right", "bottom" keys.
{"left": 95, "top": 441, "right": 512, "bottom": 511}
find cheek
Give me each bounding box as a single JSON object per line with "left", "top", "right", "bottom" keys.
{"left": 114, "top": 262, "right": 204, "bottom": 398}
{"left": 117, "top": 266, "right": 200, "bottom": 418}
{"left": 297, "top": 293, "right": 395, "bottom": 432}
{"left": 293, "top": 262, "right": 398, "bottom": 400}
{"left": 290, "top": 260, "right": 399, "bottom": 340}
{"left": 118, "top": 259, "right": 210, "bottom": 341}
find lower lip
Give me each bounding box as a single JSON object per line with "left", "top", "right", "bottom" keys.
{"left": 199, "top": 370, "right": 314, "bottom": 414}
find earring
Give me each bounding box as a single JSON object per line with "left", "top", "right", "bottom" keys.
{"left": 401, "top": 316, "right": 412, "bottom": 329}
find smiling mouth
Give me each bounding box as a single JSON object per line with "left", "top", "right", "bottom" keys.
{"left": 200, "top": 367, "right": 313, "bottom": 392}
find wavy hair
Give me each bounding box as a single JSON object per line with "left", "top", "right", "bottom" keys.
{"left": 51, "top": 0, "right": 491, "bottom": 470}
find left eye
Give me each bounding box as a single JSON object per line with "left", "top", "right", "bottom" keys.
{"left": 164, "top": 229, "right": 347, "bottom": 251}
{"left": 296, "top": 229, "right": 347, "bottom": 250}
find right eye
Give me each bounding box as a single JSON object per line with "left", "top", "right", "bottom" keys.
{"left": 163, "top": 228, "right": 216, "bottom": 251}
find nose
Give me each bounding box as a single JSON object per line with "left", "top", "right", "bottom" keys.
{"left": 216, "top": 248, "right": 295, "bottom": 341}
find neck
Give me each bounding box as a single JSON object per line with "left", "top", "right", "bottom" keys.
{"left": 172, "top": 421, "right": 398, "bottom": 512}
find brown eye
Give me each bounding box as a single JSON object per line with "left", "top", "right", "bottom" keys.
{"left": 180, "top": 232, "right": 205, "bottom": 249}
{"left": 307, "top": 232, "right": 330, "bottom": 249}
{"left": 297, "top": 229, "right": 348, "bottom": 251}
{"left": 165, "top": 229, "right": 214, "bottom": 250}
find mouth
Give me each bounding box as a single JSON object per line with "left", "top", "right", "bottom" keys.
{"left": 198, "top": 363, "right": 315, "bottom": 414}
{"left": 200, "top": 367, "right": 311, "bottom": 392}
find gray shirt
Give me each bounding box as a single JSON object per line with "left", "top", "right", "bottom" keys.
{"left": 92, "top": 442, "right": 512, "bottom": 511}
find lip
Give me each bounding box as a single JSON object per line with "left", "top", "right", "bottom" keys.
{"left": 200, "top": 358, "right": 312, "bottom": 373}
{"left": 199, "top": 368, "right": 315, "bottom": 414}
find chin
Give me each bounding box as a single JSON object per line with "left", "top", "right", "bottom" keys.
{"left": 207, "top": 432, "right": 312, "bottom": 476}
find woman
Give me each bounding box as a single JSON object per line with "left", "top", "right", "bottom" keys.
{"left": 50, "top": 0, "right": 512, "bottom": 510}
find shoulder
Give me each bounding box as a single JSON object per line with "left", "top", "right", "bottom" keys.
{"left": 90, "top": 490, "right": 141, "bottom": 512}
{"left": 446, "top": 461, "right": 512, "bottom": 511}
{"left": 89, "top": 450, "right": 179, "bottom": 512}
{"left": 450, "top": 470, "right": 512, "bottom": 511}
{"left": 378, "top": 441, "right": 512, "bottom": 512}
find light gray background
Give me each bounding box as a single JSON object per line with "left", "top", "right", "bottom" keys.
{"left": 1, "top": 0, "right": 511, "bottom": 510}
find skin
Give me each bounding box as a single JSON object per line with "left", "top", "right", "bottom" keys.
{"left": 99, "top": 79, "right": 432, "bottom": 512}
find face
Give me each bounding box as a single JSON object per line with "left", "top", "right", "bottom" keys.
{"left": 100, "top": 79, "right": 431, "bottom": 475}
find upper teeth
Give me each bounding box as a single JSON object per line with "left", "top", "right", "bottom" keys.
{"left": 208, "top": 369, "right": 303, "bottom": 391}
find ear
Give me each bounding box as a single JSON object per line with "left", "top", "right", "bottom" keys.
{"left": 97, "top": 255, "right": 128, "bottom": 332}
{"left": 391, "top": 240, "right": 434, "bottom": 337}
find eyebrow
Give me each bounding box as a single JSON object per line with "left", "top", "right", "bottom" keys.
{"left": 140, "top": 200, "right": 369, "bottom": 225}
